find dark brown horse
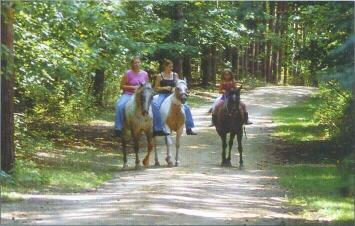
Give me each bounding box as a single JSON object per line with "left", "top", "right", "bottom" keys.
{"left": 213, "top": 87, "right": 245, "bottom": 167}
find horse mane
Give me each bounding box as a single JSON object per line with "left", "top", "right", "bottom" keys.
{"left": 176, "top": 79, "right": 187, "bottom": 87}
{"left": 129, "top": 82, "right": 153, "bottom": 115}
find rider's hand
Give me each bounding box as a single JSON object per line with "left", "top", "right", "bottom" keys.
{"left": 165, "top": 86, "right": 172, "bottom": 91}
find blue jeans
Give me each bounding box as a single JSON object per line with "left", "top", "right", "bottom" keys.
{"left": 114, "top": 94, "right": 132, "bottom": 130}
{"left": 152, "top": 93, "right": 195, "bottom": 132}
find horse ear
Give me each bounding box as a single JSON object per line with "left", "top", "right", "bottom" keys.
{"left": 239, "top": 84, "right": 243, "bottom": 90}
{"left": 183, "top": 77, "right": 187, "bottom": 83}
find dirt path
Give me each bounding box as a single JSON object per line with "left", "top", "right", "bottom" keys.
{"left": 1, "top": 86, "right": 318, "bottom": 225}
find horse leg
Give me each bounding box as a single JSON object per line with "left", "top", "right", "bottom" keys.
{"left": 165, "top": 135, "right": 174, "bottom": 167}
{"left": 133, "top": 133, "right": 142, "bottom": 170}
{"left": 175, "top": 128, "right": 183, "bottom": 167}
{"left": 221, "top": 133, "right": 227, "bottom": 166}
{"left": 122, "top": 134, "right": 128, "bottom": 170}
{"left": 143, "top": 132, "right": 153, "bottom": 167}
{"left": 227, "top": 132, "right": 235, "bottom": 167}
{"left": 153, "top": 137, "right": 160, "bottom": 166}
{"left": 237, "top": 129, "right": 244, "bottom": 167}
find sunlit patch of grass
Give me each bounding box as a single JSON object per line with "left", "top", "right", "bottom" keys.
{"left": 2, "top": 134, "right": 122, "bottom": 196}
{"left": 272, "top": 96, "right": 327, "bottom": 142}
{"left": 275, "top": 164, "right": 354, "bottom": 222}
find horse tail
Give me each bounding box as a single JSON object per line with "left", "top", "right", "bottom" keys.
{"left": 243, "top": 126, "right": 247, "bottom": 140}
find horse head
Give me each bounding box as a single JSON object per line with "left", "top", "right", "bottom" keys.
{"left": 136, "top": 82, "right": 154, "bottom": 116}
{"left": 174, "top": 79, "right": 188, "bottom": 104}
{"left": 225, "top": 87, "right": 241, "bottom": 115}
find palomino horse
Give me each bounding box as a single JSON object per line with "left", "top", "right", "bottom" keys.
{"left": 213, "top": 86, "right": 245, "bottom": 167}
{"left": 154, "top": 79, "right": 188, "bottom": 167}
{"left": 122, "top": 82, "right": 155, "bottom": 170}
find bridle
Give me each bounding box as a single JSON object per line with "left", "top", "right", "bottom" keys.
{"left": 225, "top": 89, "right": 241, "bottom": 117}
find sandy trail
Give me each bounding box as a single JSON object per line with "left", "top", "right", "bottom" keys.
{"left": 1, "top": 86, "right": 318, "bottom": 225}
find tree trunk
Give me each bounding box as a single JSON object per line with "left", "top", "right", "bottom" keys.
{"left": 277, "top": 2, "right": 286, "bottom": 84}
{"left": 201, "top": 47, "right": 212, "bottom": 87}
{"left": 272, "top": 2, "right": 280, "bottom": 83}
{"left": 211, "top": 45, "right": 217, "bottom": 84}
{"left": 1, "top": 2, "right": 16, "bottom": 172}
{"left": 236, "top": 48, "right": 240, "bottom": 80}
{"left": 251, "top": 42, "right": 256, "bottom": 77}
{"left": 255, "top": 40, "right": 259, "bottom": 77}
{"left": 231, "top": 47, "right": 237, "bottom": 75}
{"left": 182, "top": 56, "right": 192, "bottom": 83}
{"left": 261, "top": 41, "right": 267, "bottom": 82}
{"left": 267, "top": 2, "right": 275, "bottom": 83}
{"left": 171, "top": 2, "right": 183, "bottom": 74}
{"left": 93, "top": 69, "right": 105, "bottom": 106}
{"left": 283, "top": 2, "right": 289, "bottom": 85}
{"left": 243, "top": 50, "right": 248, "bottom": 77}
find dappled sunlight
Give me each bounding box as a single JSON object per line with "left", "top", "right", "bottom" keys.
{"left": 2, "top": 167, "right": 296, "bottom": 225}
{"left": 2, "top": 86, "right": 321, "bottom": 225}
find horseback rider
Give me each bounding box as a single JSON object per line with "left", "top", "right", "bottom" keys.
{"left": 209, "top": 69, "right": 252, "bottom": 125}
{"left": 114, "top": 56, "right": 149, "bottom": 137}
{"left": 152, "top": 59, "right": 197, "bottom": 136}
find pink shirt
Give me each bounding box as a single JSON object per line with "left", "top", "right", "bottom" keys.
{"left": 123, "top": 70, "right": 149, "bottom": 95}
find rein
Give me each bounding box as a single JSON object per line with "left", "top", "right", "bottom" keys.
{"left": 224, "top": 97, "right": 239, "bottom": 117}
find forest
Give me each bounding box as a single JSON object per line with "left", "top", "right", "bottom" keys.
{"left": 1, "top": 1, "right": 354, "bottom": 224}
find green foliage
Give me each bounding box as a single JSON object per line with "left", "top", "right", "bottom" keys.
{"left": 273, "top": 83, "right": 352, "bottom": 143}
{"left": 275, "top": 164, "right": 354, "bottom": 222}
{"left": 11, "top": 159, "right": 50, "bottom": 187}
{"left": 314, "top": 82, "right": 352, "bottom": 138}
{"left": 13, "top": 1, "right": 354, "bottom": 125}
{"left": 0, "top": 170, "right": 13, "bottom": 184}
{"left": 273, "top": 96, "right": 326, "bottom": 142}
{"left": 4, "top": 128, "right": 122, "bottom": 193}
{"left": 14, "top": 1, "right": 171, "bottom": 123}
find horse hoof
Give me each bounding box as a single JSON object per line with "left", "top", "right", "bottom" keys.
{"left": 167, "top": 161, "right": 174, "bottom": 167}
{"left": 165, "top": 157, "right": 171, "bottom": 163}
{"left": 175, "top": 161, "right": 180, "bottom": 167}
{"left": 155, "top": 161, "right": 160, "bottom": 167}
{"left": 226, "top": 160, "right": 232, "bottom": 167}
{"left": 122, "top": 164, "right": 129, "bottom": 171}
{"left": 221, "top": 160, "right": 228, "bottom": 167}
{"left": 239, "top": 162, "right": 244, "bottom": 169}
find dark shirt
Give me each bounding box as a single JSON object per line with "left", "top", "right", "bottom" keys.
{"left": 158, "top": 72, "right": 176, "bottom": 94}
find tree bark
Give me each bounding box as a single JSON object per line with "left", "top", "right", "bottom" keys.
{"left": 201, "top": 47, "right": 212, "bottom": 87}
{"left": 182, "top": 56, "right": 192, "bottom": 82}
{"left": 171, "top": 2, "right": 183, "bottom": 75}
{"left": 283, "top": 2, "right": 289, "bottom": 85}
{"left": 231, "top": 47, "right": 237, "bottom": 75}
{"left": 1, "top": 2, "right": 16, "bottom": 172}
{"left": 255, "top": 40, "right": 260, "bottom": 78}
{"left": 93, "top": 69, "right": 105, "bottom": 106}
{"left": 211, "top": 45, "right": 217, "bottom": 84}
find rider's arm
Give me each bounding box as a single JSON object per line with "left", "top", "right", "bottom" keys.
{"left": 120, "top": 74, "right": 138, "bottom": 92}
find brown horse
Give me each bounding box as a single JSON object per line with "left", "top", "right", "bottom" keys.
{"left": 122, "top": 82, "right": 155, "bottom": 170}
{"left": 213, "top": 87, "right": 245, "bottom": 167}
